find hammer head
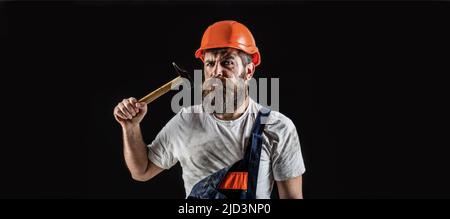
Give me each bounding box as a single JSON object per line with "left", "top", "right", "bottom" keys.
{"left": 172, "top": 62, "right": 193, "bottom": 83}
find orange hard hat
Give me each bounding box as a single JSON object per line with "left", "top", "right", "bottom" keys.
{"left": 195, "top": 20, "right": 261, "bottom": 66}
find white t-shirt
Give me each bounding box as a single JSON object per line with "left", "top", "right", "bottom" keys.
{"left": 147, "top": 98, "right": 306, "bottom": 198}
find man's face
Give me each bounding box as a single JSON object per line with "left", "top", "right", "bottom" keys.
{"left": 202, "top": 48, "right": 253, "bottom": 114}
{"left": 203, "top": 48, "right": 246, "bottom": 80}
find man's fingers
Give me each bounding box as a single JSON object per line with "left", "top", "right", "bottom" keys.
{"left": 114, "top": 106, "right": 127, "bottom": 120}
{"left": 136, "top": 102, "right": 146, "bottom": 108}
{"left": 126, "top": 98, "right": 139, "bottom": 115}
{"left": 114, "top": 97, "right": 145, "bottom": 123}
{"left": 118, "top": 102, "right": 133, "bottom": 119}
{"left": 123, "top": 99, "right": 137, "bottom": 116}
{"left": 129, "top": 97, "right": 137, "bottom": 104}
{"left": 115, "top": 108, "right": 128, "bottom": 120}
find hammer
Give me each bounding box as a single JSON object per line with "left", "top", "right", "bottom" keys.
{"left": 139, "top": 62, "right": 192, "bottom": 104}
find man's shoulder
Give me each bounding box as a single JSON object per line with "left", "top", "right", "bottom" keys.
{"left": 257, "top": 108, "right": 300, "bottom": 145}
{"left": 266, "top": 110, "right": 297, "bottom": 133}
{"left": 251, "top": 100, "right": 296, "bottom": 132}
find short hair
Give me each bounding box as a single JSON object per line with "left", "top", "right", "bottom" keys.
{"left": 203, "top": 48, "right": 253, "bottom": 67}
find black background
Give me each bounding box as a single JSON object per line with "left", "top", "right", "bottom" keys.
{"left": 1, "top": 1, "right": 449, "bottom": 199}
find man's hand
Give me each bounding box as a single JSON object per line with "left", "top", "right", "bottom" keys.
{"left": 114, "top": 97, "right": 147, "bottom": 127}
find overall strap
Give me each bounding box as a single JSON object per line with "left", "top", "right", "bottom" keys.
{"left": 244, "top": 107, "right": 271, "bottom": 199}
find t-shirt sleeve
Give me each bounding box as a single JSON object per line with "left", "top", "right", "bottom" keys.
{"left": 147, "top": 114, "right": 180, "bottom": 170}
{"left": 270, "top": 116, "right": 306, "bottom": 181}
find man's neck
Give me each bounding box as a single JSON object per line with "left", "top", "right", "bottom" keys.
{"left": 214, "top": 97, "right": 249, "bottom": 121}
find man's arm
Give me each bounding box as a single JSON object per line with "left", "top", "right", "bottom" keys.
{"left": 122, "top": 125, "right": 164, "bottom": 181}
{"left": 114, "top": 97, "right": 164, "bottom": 182}
{"left": 276, "top": 176, "right": 303, "bottom": 199}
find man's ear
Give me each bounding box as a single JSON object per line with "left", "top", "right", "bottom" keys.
{"left": 245, "top": 63, "right": 256, "bottom": 80}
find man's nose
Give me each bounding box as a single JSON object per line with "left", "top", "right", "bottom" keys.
{"left": 212, "top": 64, "right": 223, "bottom": 78}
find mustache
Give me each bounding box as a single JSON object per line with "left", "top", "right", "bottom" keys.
{"left": 202, "top": 77, "right": 242, "bottom": 100}
{"left": 202, "top": 77, "right": 227, "bottom": 92}
{"left": 201, "top": 77, "right": 248, "bottom": 114}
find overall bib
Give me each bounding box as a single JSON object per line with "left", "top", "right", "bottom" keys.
{"left": 187, "top": 108, "right": 271, "bottom": 199}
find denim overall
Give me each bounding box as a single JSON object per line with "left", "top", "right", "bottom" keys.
{"left": 187, "top": 107, "right": 271, "bottom": 199}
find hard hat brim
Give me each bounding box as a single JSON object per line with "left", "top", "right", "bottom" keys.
{"left": 195, "top": 43, "right": 261, "bottom": 66}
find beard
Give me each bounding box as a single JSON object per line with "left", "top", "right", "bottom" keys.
{"left": 202, "top": 73, "right": 247, "bottom": 114}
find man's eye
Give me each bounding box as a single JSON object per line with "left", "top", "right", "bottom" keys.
{"left": 222, "top": 60, "right": 233, "bottom": 66}
{"left": 206, "top": 62, "right": 213, "bottom": 67}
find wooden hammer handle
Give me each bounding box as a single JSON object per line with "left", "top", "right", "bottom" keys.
{"left": 139, "top": 76, "right": 183, "bottom": 104}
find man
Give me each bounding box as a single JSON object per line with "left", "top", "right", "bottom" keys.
{"left": 113, "top": 20, "right": 305, "bottom": 199}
